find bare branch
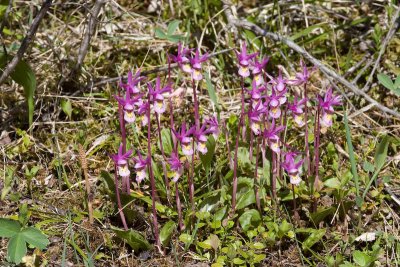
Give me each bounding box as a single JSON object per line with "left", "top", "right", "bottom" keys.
{"left": 73, "top": 0, "right": 107, "bottom": 74}
{"left": 222, "top": 0, "right": 400, "bottom": 119}
{"left": 0, "top": 0, "right": 52, "bottom": 86}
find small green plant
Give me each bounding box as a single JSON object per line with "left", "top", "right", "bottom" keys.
{"left": 377, "top": 73, "right": 400, "bottom": 96}
{"left": 154, "top": 20, "right": 186, "bottom": 43}
{"left": 0, "top": 204, "right": 49, "bottom": 264}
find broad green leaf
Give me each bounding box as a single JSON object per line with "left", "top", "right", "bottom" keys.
{"left": 302, "top": 229, "right": 326, "bottom": 250}
{"left": 198, "top": 194, "right": 220, "bottom": 212}
{"left": 7, "top": 233, "right": 27, "bottom": 264}
{"left": 19, "top": 227, "right": 49, "bottom": 250}
{"left": 233, "top": 258, "right": 245, "bottom": 265}
{"left": 394, "top": 75, "right": 400, "bottom": 89}
{"left": 199, "top": 136, "right": 216, "bottom": 170}
{"left": 112, "top": 227, "right": 152, "bottom": 251}
{"left": 374, "top": 135, "right": 389, "bottom": 170}
{"left": 160, "top": 221, "right": 176, "bottom": 246}
{"left": 130, "top": 191, "right": 168, "bottom": 213}
{"left": 238, "top": 209, "right": 261, "bottom": 232}
{"left": 252, "top": 242, "right": 265, "bottom": 249}
{"left": 167, "top": 20, "right": 180, "bottom": 35}
{"left": 290, "top": 23, "right": 326, "bottom": 41}
{"left": 11, "top": 60, "right": 37, "bottom": 127}
{"left": 179, "top": 233, "right": 193, "bottom": 244}
{"left": 154, "top": 28, "right": 167, "bottom": 39}
{"left": 205, "top": 72, "right": 219, "bottom": 108}
{"left": 0, "top": 218, "right": 21, "bottom": 238}
{"left": 324, "top": 177, "right": 341, "bottom": 189}
{"left": 237, "top": 147, "right": 253, "bottom": 170}
{"left": 277, "top": 220, "right": 292, "bottom": 238}
{"left": 0, "top": 0, "right": 7, "bottom": 22}
{"left": 377, "top": 73, "right": 394, "bottom": 90}
{"left": 213, "top": 206, "right": 227, "bottom": 221}
{"left": 244, "top": 30, "right": 261, "bottom": 50}
{"left": 158, "top": 128, "right": 173, "bottom": 155}
{"left": 253, "top": 253, "right": 266, "bottom": 263}
{"left": 236, "top": 189, "right": 255, "bottom": 210}
{"left": 198, "top": 240, "right": 212, "bottom": 250}
{"left": 0, "top": 53, "right": 36, "bottom": 127}
{"left": 353, "top": 250, "right": 371, "bottom": 267}
{"left": 166, "top": 35, "right": 185, "bottom": 43}
{"left": 310, "top": 207, "right": 335, "bottom": 225}
{"left": 60, "top": 99, "right": 72, "bottom": 119}
{"left": 362, "top": 161, "right": 375, "bottom": 173}
{"left": 196, "top": 211, "right": 211, "bottom": 220}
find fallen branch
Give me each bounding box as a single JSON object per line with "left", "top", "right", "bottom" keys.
{"left": 0, "top": 0, "right": 52, "bottom": 86}
{"left": 222, "top": 0, "right": 400, "bottom": 119}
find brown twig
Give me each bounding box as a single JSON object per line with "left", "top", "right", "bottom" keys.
{"left": 222, "top": 0, "right": 400, "bottom": 119}
{"left": 72, "top": 0, "right": 107, "bottom": 76}
{"left": 0, "top": 0, "right": 52, "bottom": 86}
{"left": 78, "top": 144, "right": 94, "bottom": 224}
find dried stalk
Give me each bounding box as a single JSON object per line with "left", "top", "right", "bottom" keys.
{"left": 78, "top": 144, "right": 94, "bottom": 224}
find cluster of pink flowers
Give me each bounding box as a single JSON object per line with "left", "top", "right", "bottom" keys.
{"left": 110, "top": 42, "right": 218, "bottom": 188}
{"left": 234, "top": 42, "right": 342, "bottom": 186}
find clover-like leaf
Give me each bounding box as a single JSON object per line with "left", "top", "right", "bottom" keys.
{"left": 7, "top": 233, "right": 27, "bottom": 264}
{"left": 0, "top": 218, "right": 21, "bottom": 238}
{"left": 19, "top": 227, "right": 49, "bottom": 250}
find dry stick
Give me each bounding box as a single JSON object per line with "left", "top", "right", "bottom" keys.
{"left": 222, "top": 0, "right": 400, "bottom": 119}
{"left": 89, "top": 49, "right": 233, "bottom": 88}
{"left": 71, "top": 0, "right": 106, "bottom": 77}
{"left": 0, "top": 0, "right": 52, "bottom": 86}
{"left": 78, "top": 144, "right": 94, "bottom": 224}
{"left": 362, "top": 6, "right": 400, "bottom": 93}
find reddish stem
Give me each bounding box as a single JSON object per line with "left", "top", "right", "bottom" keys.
{"left": 254, "top": 137, "right": 261, "bottom": 211}
{"left": 114, "top": 165, "right": 128, "bottom": 230}
{"left": 304, "top": 83, "right": 311, "bottom": 178}
{"left": 314, "top": 106, "right": 321, "bottom": 190}
{"left": 147, "top": 95, "right": 161, "bottom": 250}
{"left": 175, "top": 182, "right": 184, "bottom": 231}
{"left": 156, "top": 113, "right": 171, "bottom": 203}
{"left": 231, "top": 82, "right": 246, "bottom": 213}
